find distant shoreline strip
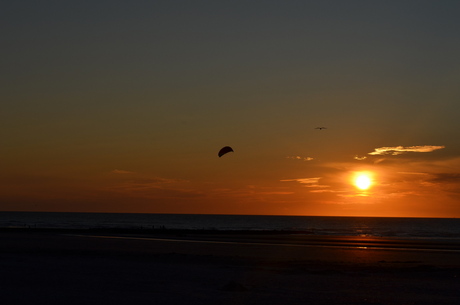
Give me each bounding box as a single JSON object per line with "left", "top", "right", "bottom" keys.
{"left": 67, "top": 234, "right": 460, "bottom": 253}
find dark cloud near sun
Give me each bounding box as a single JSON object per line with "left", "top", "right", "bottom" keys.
{"left": 428, "top": 173, "right": 460, "bottom": 184}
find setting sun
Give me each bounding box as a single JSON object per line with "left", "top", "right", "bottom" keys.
{"left": 354, "top": 173, "right": 372, "bottom": 190}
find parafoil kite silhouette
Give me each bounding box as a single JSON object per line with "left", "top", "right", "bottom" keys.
{"left": 218, "top": 146, "right": 234, "bottom": 157}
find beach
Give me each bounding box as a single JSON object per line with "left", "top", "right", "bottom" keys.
{"left": 1, "top": 230, "right": 459, "bottom": 304}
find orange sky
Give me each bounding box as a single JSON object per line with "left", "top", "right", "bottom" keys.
{"left": 2, "top": 1, "right": 460, "bottom": 217}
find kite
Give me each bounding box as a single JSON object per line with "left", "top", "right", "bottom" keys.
{"left": 218, "top": 146, "right": 234, "bottom": 157}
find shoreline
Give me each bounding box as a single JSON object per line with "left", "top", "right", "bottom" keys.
{"left": 2, "top": 229, "right": 460, "bottom": 262}
{"left": 2, "top": 226, "right": 460, "bottom": 248}
{"left": 1, "top": 230, "right": 460, "bottom": 304}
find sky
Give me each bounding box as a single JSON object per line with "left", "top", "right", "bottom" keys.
{"left": 2, "top": 1, "right": 460, "bottom": 217}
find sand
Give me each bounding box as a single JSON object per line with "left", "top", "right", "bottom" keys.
{"left": 0, "top": 230, "right": 459, "bottom": 304}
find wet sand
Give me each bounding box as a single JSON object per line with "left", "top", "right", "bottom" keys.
{"left": 1, "top": 230, "right": 459, "bottom": 304}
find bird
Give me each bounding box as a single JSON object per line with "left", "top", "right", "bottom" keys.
{"left": 315, "top": 127, "right": 327, "bottom": 130}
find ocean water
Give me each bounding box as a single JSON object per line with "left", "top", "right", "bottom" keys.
{"left": 1, "top": 212, "right": 460, "bottom": 239}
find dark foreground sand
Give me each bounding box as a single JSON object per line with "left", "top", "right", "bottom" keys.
{"left": 1, "top": 230, "right": 459, "bottom": 305}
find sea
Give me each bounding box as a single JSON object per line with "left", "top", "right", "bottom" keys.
{"left": 1, "top": 212, "right": 460, "bottom": 239}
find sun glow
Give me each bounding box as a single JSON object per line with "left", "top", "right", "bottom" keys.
{"left": 354, "top": 173, "right": 373, "bottom": 190}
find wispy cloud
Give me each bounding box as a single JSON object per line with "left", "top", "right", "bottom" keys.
{"left": 428, "top": 173, "right": 460, "bottom": 184}
{"left": 309, "top": 189, "right": 337, "bottom": 193}
{"left": 117, "top": 177, "right": 186, "bottom": 189}
{"left": 111, "top": 169, "right": 135, "bottom": 174}
{"left": 280, "top": 177, "right": 330, "bottom": 189}
{"left": 368, "top": 145, "right": 445, "bottom": 156}
{"left": 109, "top": 178, "right": 203, "bottom": 200}
{"left": 286, "top": 156, "right": 314, "bottom": 161}
{"left": 397, "top": 171, "right": 430, "bottom": 176}
{"left": 354, "top": 155, "right": 367, "bottom": 160}
{"left": 281, "top": 177, "right": 320, "bottom": 184}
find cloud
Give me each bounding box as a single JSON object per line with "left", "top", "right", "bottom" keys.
{"left": 280, "top": 177, "right": 331, "bottom": 189}
{"left": 428, "top": 173, "right": 460, "bottom": 183}
{"left": 259, "top": 191, "right": 295, "bottom": 195}
{"left": 354, "top": 155, "right": 367, "bottom": 161}
{"left": 368, "top": 145, "right": 445, "bottom": 156}
{"left": 111, "top": 169, "right": 135, "bottom": 174}
{"left": 281, "top": 177, "right": 320, "bottom": 184}
{"left": 397, "top": 171, "right": 430, "bottom": 176}
{"left": 286, "top": 156, "right": 314, "bottom": 161}
{"left": 118, "top": 177, "right": 185, "bottom": 189}
{"left": 108, "top": 176, "right": 202, "bottom": 199}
